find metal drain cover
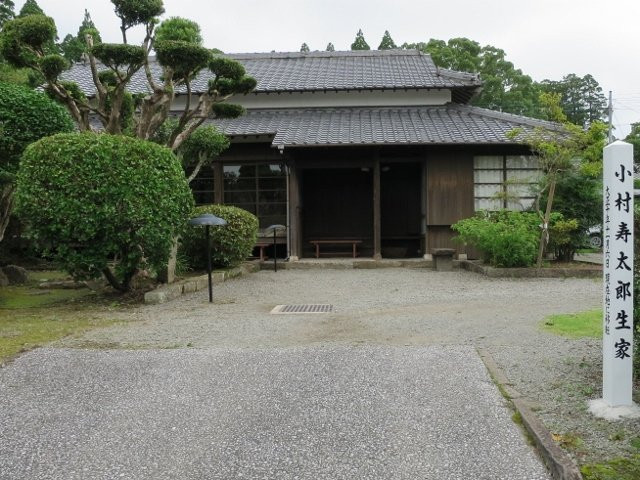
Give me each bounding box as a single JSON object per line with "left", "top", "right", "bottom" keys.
{"left": 270, "top": 304, "right": 333, "bottom": 314}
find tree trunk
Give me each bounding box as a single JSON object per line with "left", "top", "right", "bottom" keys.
{"left": 102, "top": 267, "right": 129, "bottom": 292}
{"left": 157, "top": 238, "right": 179, "bottom": 284}
{"left": 536, "top": 173, "right": 557, "bottom": 268}
{"left": 0, "top": 183, "right": 15, "bottom": 244}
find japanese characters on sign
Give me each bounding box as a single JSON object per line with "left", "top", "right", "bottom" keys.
{"left": 602, "top": 141, "right": 634, "bottom": 407}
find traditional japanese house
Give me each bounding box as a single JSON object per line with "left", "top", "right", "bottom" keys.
{"left": 67, "top": 50, "right": 558, "bottom": 260}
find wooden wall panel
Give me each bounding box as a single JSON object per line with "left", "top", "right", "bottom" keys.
{"left": 426, "top": 151, "right": 474, "bottom": 226}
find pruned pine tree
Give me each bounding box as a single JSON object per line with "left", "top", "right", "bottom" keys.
{"left": 0, "top": 0, "right": 256, "bottom": 154}
{"left": 300, "top": 42, "right": 310, "bottom": 52}
{"left": 325, "top": 42, "right": 335, "bottom": 52}
{"left": 350, "top": 29, "right": 370, "bottom": 50}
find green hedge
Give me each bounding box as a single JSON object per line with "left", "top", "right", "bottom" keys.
{"left": 15, "top": 132, "right": 193, "bottom": 291}
{"left": 181, "top": 204, "right": 258, "bottom": 269}
{"left": 453, "top": 210, "right": 540, "bottom": 267}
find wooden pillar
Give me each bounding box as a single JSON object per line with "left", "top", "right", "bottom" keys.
{"left": 214, "top": 162, "right": 224, "bottom": 204}
{"left": 422, "top": 158, "right": 429, "bottom": 258}
{"left": 373, "top": 154, "right": 382, "bottom": 260}
{"left": 288, "top": 160, "right": 301, "bottom": 260}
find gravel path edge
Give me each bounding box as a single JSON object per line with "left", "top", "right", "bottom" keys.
{"left": 477, "top": 347, "right": 584, "bottom": 480}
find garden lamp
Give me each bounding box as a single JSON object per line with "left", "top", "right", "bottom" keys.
{"left": 189, "top": 213, "right": 227, "bottom": 302}
{"left": 265, "top": 224, "right": 286, "bottom": 272}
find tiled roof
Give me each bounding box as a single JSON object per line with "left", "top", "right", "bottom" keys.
{"left": 61, "top": 50, "right": 481, "bottom": 96}
{"left": 210, "top": 105, "right": 562, "bottom": 148}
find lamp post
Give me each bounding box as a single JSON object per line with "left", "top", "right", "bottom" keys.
{"left": 265, "top": 224, "right": 286, "bottom": 272}
{"left": 189, "top": 213, "right": 227, "bottom": 302}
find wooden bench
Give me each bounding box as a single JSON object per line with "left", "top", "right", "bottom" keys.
{"left": 309, "top": 239, "right": 363, "bottom": 258}
{"left": 255, "top": 242, "right": 271, "bottom": 261}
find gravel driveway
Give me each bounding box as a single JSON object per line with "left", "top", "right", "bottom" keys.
{"left": 1, "top": 268, "right": 603, "bottom": 478}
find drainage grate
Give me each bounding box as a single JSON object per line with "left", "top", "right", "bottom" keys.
{"left": 270, "top": 304, "right": 333, "bottom": 314}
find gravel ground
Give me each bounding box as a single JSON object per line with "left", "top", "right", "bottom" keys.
{"left": 6, "top": 267, "right": 637, "bottom": 474}
{"left": 0, "top": 345, "right": 549, "bottom": 480}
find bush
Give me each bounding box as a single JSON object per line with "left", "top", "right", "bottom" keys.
{"left": 538, "top": 170, "right": 601, "bottom": 260}
{"left": 181, "top": 204, "right": 258, "bottom": 269}
{"left": 453, "top": 210, "right": 580, "bottom": 267}
{"left": 0, "top": 81, "right": 74, "bottom": 176}
{"left": 453, "top": 210, "right": 540, "bottom": 267}
{"left": 14, "top": 133, "right": 193, "bottom": 292}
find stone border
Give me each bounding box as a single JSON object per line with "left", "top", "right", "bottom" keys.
{"left": 144, "top": 262, "right": 260, "bottom": 304}
{"left": 460, "top": 260, "right": 600, "bottom": 278}
{"left": 477, "top": 348, "right": 583, "bottom": 480}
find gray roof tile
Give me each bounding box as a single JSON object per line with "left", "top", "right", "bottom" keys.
{"left": 62, "top": 50, "right": 481, "bottom": 96}
{"left": 209, "top": 105, "right": 561, "bottom": 148}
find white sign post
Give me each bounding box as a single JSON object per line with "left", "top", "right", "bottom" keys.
{"left": 601, "top": 141, "right": 634, "bottom": 408}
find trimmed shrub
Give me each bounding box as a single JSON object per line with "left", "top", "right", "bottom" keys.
{"left": 14, "top": 132, "right": 193, "bottom": 291}
{"left": 0, "top": 81, "right": 74, "bottom": 176}
{"left": 181, "top": 204, "right": 258, "bottom": 269}
{"left": 454, "top": 210, "right": 579, "bottom": 267}
{"left": 453, "top": 210, "right": 539, "bottom": 267}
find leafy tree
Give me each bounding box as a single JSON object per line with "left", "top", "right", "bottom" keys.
{"left": 59, "top": 9, "right": 102, "bottom": 63}
{"left": 402, "top": 38, "right": 542, "bottom": 118}
{"left": 509, "top": 92, "right": 607, "bottom": 267}
{"left": 624, "top": 122, "right": 640, "bottom": 164}
{"left": 539, "top": 171, "right": 601, "bottom": 260}
{"left": 325, "top": 42, "right": 334, "bottom": 52}
{"left": 152, "top": 119, "right": 229, "bottom": 182}
{"left": 15, "top": 132, "right": 194, "bottom": 292}
{"left": 378, "top": 30, "right": 397, "bottom": 50}
{"left": 300, "top": 42, "right": 309, "bottom": 53}
{"left": 0, "top": 81, "right": 74, "bottom": 242}
{"left": 351, "top": 29, "right": 370, "bottom": 51}
{"left": 0, "top": 1, "right": 255, "bottom": 150}
{"left": 17, "top": 0, "right": 42, "bottom": 17}
{"left": 540, "top": 74, "right": 607, "bottom": 127}
{"left": 0, "top": 0, "right": 14, "bottom": 29}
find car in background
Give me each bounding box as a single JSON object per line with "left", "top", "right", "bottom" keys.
{"left": 587, "top": 226, "right": 602, "bottom": 249}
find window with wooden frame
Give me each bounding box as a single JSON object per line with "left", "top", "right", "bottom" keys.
{"left": 223, "top": 164, "right": 287, "bottom": 228}
{"left": 474, "top": 155, "right": 541, "bottom": 211}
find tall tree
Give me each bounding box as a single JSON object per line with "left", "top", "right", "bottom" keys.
{"left": 59, "top": 9, "right": 102, "bottom": 62}
{"left": 18, "top": 0, "right": 42, "bottom": 17}
{"left": 378, "top": 30, "right": 397, "bottom": 50}
{"left": 540, "top": 74, "right": 607, "bottom": 127}
{"left": 508, "top": 93, "right": 607, "bottom": 267}
{"left": 325, "top": 42, "right": 334, "bottom": 52}
{"left": 0, "top": 0, "right": 15, "bottom": 29}
{"left": 300, "top": 42, "right": 309, "bottom": 53}
{"left": 0, "top": 1, "right": 255, "bottom": 149}
{"left": 350, "top": 29, "right": 370, "bottom": 51}
{"left": 403, "top": 38, "right": 542, "bottom": 118}
{"left": 624, "top": 122, "right": 640, "bottom": 164}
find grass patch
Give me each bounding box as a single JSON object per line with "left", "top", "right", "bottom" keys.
{"left": 0, "top": 271, "right": 129, "bottom": 363}
{"left": 542, "top": 309, "right": 602, "bottom": 339}
{"left": 0, "top": 286, "right": 93, "bottom": 309}
{"left": 581, "top": 454, "right": 640, "bottom": 480}
{"left": 0, "top": 309, "right": 117, "bottom": 362}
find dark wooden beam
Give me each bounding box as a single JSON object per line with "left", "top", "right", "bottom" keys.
{"left": 373, "top": 153, "right": 382, "bottom": 260}
{"left": 214, "top": 162, "right": 224, "bottom": 204}
{"left": 288, "top": 160, "right": 301, "bottom": 260}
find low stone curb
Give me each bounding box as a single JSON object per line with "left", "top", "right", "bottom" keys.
{"left": 477, "top": 347, "right": 583, "bottom": 480}
{"left": 260, "top": 259, "right": 437, "bottom": 270}
{"left": 144, "top": 262, "right": 260, "bottom": 304}
{"left": 461, "top": 260, "right": 601, "bottom": 278}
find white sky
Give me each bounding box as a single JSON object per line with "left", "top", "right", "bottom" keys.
{"left": 28, "top": 0, "right": 640, "bottom": 137}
